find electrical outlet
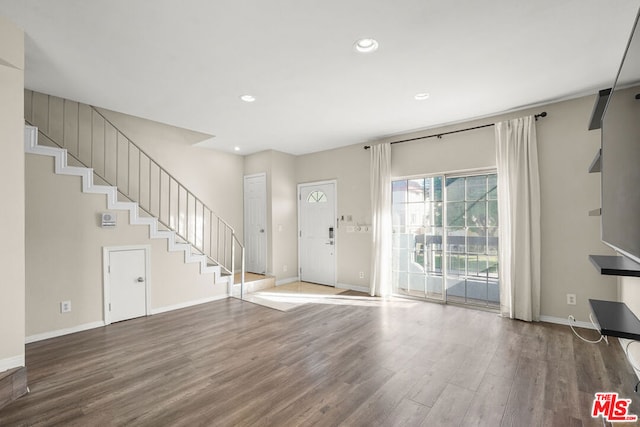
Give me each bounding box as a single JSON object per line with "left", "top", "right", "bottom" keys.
{"left": 567, "top": 294, "right": 576, "bottom": 305}
{"left": 60, "top": 300, "right": 71, "bottom": 313}
{"left": 359, "top": 271, "right": 365, "bottom": 279}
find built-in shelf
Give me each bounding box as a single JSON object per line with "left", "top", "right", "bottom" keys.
{"left": 588, "top": 88, "right": 612, "bottom": 130}
{"left": 589, "top": 255, "right": 640, "bottom": 277}
{"left": 588, "top": 208, "right": 601, "bottom": 216}
{"left": 589, "top": 299, "right": 640, "bottom": 341}
{"left": 588, "top": 149, "right": 601, "bottom": 173}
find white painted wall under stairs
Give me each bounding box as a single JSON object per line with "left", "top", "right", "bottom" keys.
{"left": 24, "top": 125, "right": 230, "bottom": 288}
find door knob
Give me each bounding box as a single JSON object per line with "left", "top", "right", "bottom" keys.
{"left": 136, "top": 277, "right": 144, "bottom": 283}
{"left": 260, "top": 229, "right": 265, "bottom": 233}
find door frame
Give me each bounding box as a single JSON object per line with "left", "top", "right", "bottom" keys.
{"left": 102, "top": 245, "right": 151, "bottom": 325}
{"left": 243, "top": 172, "right": 268, "bottom": 274}
{"left": 297, "top": 180, "right": 338, "bottom": 286}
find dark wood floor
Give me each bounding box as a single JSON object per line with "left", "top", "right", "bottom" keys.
{"left": 1, "top": 293, "right": 639, "bottom": 426}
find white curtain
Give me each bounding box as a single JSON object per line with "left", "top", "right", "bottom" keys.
{"left": 370, "top": 142, "right": 392, "bottom": 297}
{"left": 495, "top": 116, "right": 541, "bottom": 322}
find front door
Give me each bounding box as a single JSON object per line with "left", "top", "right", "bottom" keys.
{"left": 105, "top": 247, "right": 148, "bottom": 323}
{"left": 298, "top": 181, "right": 336, "bottom": 286}
{"left": 244, "top": 174, "right": 267, "bottom": 274}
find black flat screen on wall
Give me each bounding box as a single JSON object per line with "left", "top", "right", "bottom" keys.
{"left": 601, "top": 10, "right": 640, "bottom": 263}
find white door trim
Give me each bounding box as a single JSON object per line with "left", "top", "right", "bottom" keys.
{"left": 243, "top": 173, "right": 268, "bottom": 274}
{"left": 297, "top": 180, "right": 338, "bottom": 286}
{"left": 103, "top": 245, "right": 151, "bottom": 325}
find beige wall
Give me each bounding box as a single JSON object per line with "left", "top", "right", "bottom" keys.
{"left": 244, "top": 150, "right": 298, "bottom": 281}
{"left": 25, "top": 152, "right": 228, "bottom": 337}
{"left": 296, "top": 93, "right": 617, "bottom": 320}
{"left": 95, "top": 107, "right": 243, "bottom": 232}
{"left": 24, "top": 92, "right": 243, "bottom": 338}
{"left": 24, "top": 91, "right": 244, "bottom": 235}
{"left": 17, "top": 77, "right": 624, "bottom": 343}
{"left": 244, "top": 151, "right": 273, "bottom": 275}
{"left": 270, "top": 151, "right": 297, "bottom": 281}
{"left": 0, "top": 16, "right": 24, "bottom": 369}
{"left": 296, "top": 144, "right": 371, "bottom": 288}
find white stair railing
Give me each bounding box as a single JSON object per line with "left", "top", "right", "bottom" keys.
{"left": 25, "top": 91, "right": 245, "bottom": 296}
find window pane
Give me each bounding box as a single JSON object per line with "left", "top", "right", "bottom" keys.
{"left": 467, "top": 228, "right": 486, "bottom": 254}
{"left": 426, "top": 275, "right": 443, "bottom": 299}
{"left": 467, "top": 254, "right": 483, "bottom": 276}
{"left": 467, "top": 175, "right": 487, "bottom": 201}
{"left": 409, "top": 273, "right": 426, "bottom": 294}
{"left": 392, "top": 172, "right": 497, "bottom": 308}
{"left": 488, "top": 174, "right": 498, "bottom": 200}
{"left": 467, "top": 201, "right": 486, "bottom": 227}
{"left": 467, "top": 278, "right": 488, "bottom": 305}
{"left": 392, "top": 204, "right": 406, "bottom": 230}
{"left": 446, "top": 227, "right": 465, "bottom": 254}
{"left": 307, "top": 191, "right": 327, "bottom": 203}
{"left": 406, "top": 203, "right": 425, "bottom": 226}
{"left": 446, "top": 177, "right": 465, "bottom": 201}
{"left": 487, "top": 227, "right": 499, "bottom": 255}
{"left": 433, "top": 176, "right": 443, "bottom": 201}
{"left": 394, "top": 231, "right": 414, "bottom": 250}
{"left": 447, "top": 253, "right": 465, "bottom": 275}
{"left": 424, "top": 178, "right": 433, "bottom": 201}
{"left": 447, "top": 202, "right": 465, "bottom": 227}
{"left": 488, "top": 200, "right": 499, "bottom": 227}
{"left": 392, "top": 180, "right": 407, "bottom": 203}
{"left": 487, "top": 255, "right": 499, "bottom": 278}
{"left": 408, "top": 179, "right": 425, "bottom": 202}
{"left": 431, "top": 202, "right": 443, "bottom": 227}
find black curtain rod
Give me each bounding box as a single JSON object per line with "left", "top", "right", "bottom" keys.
{"left": 363, "top": 111, "right": 547, "bottom": 150}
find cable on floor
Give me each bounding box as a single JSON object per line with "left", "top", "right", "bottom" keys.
{"left": 568, "top": 314, "right": 608, "bottom": 344}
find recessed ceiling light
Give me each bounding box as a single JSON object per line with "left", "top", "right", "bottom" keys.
{"left": 414, "top": 92, "right": 430, "bottom": 101}
{"left": 234, "top": 146, "right": 240, "bottom": 152}
{"left": 354, "top": 38, "right": 379, "bottom": 53}
{"left": 240, "top": 95, "right": 256, "bottom": 103}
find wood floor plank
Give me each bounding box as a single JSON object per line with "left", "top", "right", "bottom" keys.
{"left": 1, "top": 296, "right": 638, "bottom": 426}
{"left": 387, "top": 398, "right": 431, "bottom": 427}
{"left": 500, "top": 356, "right": 547, "bottom": 426}
{"left": 462, "top": 372, "right": 512, "bottom": 426}
{"left": 420, "top": 383, "right": 475, "bottom": 426}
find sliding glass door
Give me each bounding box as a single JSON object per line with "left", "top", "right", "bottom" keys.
{"left": 392, "top": 176, "right": 444, "bottom": 300}
{"left": 392, "top": 172, "right": 499, "bottom": 309}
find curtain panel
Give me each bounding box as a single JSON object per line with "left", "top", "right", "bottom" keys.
{"left": 495, "top": 116, "right": 541, "bottom": 322}
{"left": 370, "top": 142, "right": 392, "bottom": 297}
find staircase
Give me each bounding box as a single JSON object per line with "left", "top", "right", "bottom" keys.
{"left": 24, "top": 90, "right": 245, "bottom": 296}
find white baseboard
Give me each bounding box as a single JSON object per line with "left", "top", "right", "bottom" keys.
{"left": 539, "top": 315, "right": 597, "bottom": 330}
{"left": 337, "top": 282, "right": 370, "bottom": 293}
{"left": 26, "top": 321, "right": 106, "bottom": 344}
{"left": 0, "top": 354, "right": 25, "bottom": 372}
{"left": 25, "top": 296, "right": 229, "bottom": 343}
{"left": 276, "top": 277, "right": 300, "bottom": 286}
{"left": 150, "top": 294, "right": 228, "bottom": 315}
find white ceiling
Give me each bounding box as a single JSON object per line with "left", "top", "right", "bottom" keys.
{"left": 1, "top": 0, "right": 639, "bottom": 155}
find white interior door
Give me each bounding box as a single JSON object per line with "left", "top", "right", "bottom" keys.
{"left": 244, "top": 174, "right": 267, "bottom": 274}
{"left": 299, "top": 181, "right": 336, "bottom": 286}
{"left": 105, "top": 247, "right": 148, "bottom": 323}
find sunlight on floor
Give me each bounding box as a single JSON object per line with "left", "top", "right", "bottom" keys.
{"left": 242, "top": 282, "right": 421, "bottom": 311}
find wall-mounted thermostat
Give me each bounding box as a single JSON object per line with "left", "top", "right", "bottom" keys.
{"left": 101, "top": 212, "right": 116, "bottom": 228}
